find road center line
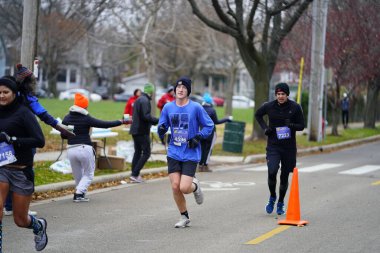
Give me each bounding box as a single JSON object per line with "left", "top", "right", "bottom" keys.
{"left": 244, "top": 225, "right": 291, "bottom": 245}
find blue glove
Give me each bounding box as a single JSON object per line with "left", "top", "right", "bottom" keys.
{"left": 187, "top": 135, "right": 201, "bottom": 149}
{"left": 157, "top": 124, "right": 167, "bottom": 138}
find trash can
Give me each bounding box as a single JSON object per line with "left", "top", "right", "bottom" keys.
{"left": 222, "top": 121, "right": 246, "bottom": 153}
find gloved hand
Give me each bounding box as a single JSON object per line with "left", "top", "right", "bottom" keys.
{"left": 227, "top": 115, "right": 233, "bottom": 122}
{"left": 188, "top": 135, "right": 201, "bottom": 149}
{"left": 284, "top": 119, "right": 295, "bottom": 129}
{"left": 0, "top": 132, "right": 11, "bottom": 144}
{"left": 157, "top": 124, "right": 167, "bottom": 137}
{"left": 54, "top": 123, "right": 76, "bottom": 139}
{"left": 264, "top": 128, "right": 273, "bottom": 136}
{"left": 121, "top": 119, "right": 132, "bottom": 125}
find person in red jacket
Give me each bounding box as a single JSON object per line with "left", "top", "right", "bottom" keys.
{"left": 157, "top": 86, "right": 175, "bottom": 112}
{"left": 124, "top": 88, "right": 141, "bottom": 116}
{"left": 157, "top": 86, "right": 175, "bottom": 144}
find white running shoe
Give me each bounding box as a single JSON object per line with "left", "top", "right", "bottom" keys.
{"left": 130, "top": 175, "right": 144, "bottom": 183}
{"left": 3, "top": 208, "right": 37, "bottom": 216}
{"left": 192, "top": 177, "right": 204, "bottom": 205}
{"left": 174, "top": 215, "right": 190, "bottom": 228}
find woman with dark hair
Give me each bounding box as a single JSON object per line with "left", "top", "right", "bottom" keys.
{"left": 0, "top": 76, "right": 48, "bottom": 251}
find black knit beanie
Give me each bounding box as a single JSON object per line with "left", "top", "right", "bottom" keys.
{"left": 275, "top": 82, "right": 290, "bottom": 96}
{"left": 175, "top": 76, "right": 191, "bottom": 96}
{"left": 0, "top": 76, "right": 18, "bottom": 93}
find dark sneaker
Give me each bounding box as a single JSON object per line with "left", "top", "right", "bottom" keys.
{"left": 202, "top": 165, "right": 212, "bottom": 172}
{"left": 73, "top": 193, "right": 90, "bottom": 203}
{"left": 276, "top": 202, "right": 285, "bottom": 215}
{"left": 34, "top": 218, "right": 48, "bottom": 251}
{"left": 266, "top": 196, "right": 276, "bottom": 214}
{"left": 174, "top": 215, "right": 190, "bottom": 228}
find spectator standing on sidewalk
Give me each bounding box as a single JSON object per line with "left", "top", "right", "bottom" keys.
{"left": 157, "top": 77, "right": 214, "bottom": 228}
{"left": 124, "top": 88, "right": 141, "bottom": 117}
{"left": 157, "top": 86, "right": 175, "bottom": 145}
{"left": 255, "top": 82, "right": 305, "bottom": 216}
{"left": 0, "top": 76, "right": 48, "bottom": 251}
{"left": 62, "top": 93, "right": 129, "bottom": 202}
{"left": 341, "top": 92, "right": 350, "bottom": 129}
{"left": 129, "top": 83, "right": 159, "bottom": 183}
{"left": 198, "top": 93, "right": 232, "bottom": 172}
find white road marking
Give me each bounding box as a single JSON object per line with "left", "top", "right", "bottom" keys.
{"left": 339, "top": 165, "right": 380, "bottom": 175}
{"left": 298, "top": 163, "right": 343, "bottom": 173}
{"left": 243, "top": 163, "right": 302, "bottom": 172}
{"left": 244, "top": 166, "right": 267, "bottom": 171}
{"left": 202, "top": 188, "right": 240, "bottom": 191}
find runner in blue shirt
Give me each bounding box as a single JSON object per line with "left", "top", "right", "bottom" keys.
{"left": 158, "top": 76, "right": 214, "bottom": 228}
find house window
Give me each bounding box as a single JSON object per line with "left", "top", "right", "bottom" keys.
{"left": 57, "top": 69, "right": 66, "bottom": 82}
{"left": 69, "top": 69, "right": 77, "bottom": 83}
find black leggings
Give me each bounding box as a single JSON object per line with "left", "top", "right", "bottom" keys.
{"left": 266, "top": 146, "right": 296, "bottom": 203}
{"left": 131, "top": 134, "right": 151, "bottom": 177}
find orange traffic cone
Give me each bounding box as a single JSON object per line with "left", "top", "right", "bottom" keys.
{"left": 278, "top": 168, "right": 308, "bottom": 226}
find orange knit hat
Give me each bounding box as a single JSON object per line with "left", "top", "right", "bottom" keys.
{"left": 74, "top": 93, "right": 89, "bottom": 108}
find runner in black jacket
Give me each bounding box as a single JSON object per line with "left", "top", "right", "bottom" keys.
{"left": 0, "top": 77, "right": 48, "bottom": 251}
{"left": 255, "top": 82, "right": 305, "bottom": 216}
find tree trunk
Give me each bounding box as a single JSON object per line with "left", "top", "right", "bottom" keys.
{"left": 330, "top": 80, "right": 340, "bottom": 136}
{"left": 224, "top": 64, "right": 237, "bottom": 117}
{"left": 363, "top": 78, "right": 380, "bottom": 128}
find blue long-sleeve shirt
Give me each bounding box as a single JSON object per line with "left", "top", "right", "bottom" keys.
{"left": 158, "top": 100, "right": 214, "bottom": 162}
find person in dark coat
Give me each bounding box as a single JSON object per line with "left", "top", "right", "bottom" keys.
{"left": 129, "top": 83, "right": 159, "bottom": 183}
{"left": 62, "top": 93, "right": 129, "bottom": 202}
{"left": 198, "top": 93, "right": 231, "bottom": 172}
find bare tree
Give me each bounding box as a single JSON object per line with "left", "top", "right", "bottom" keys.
{"left": 187, "top": 0, "right": 312, "bottom": 139}
{"left": 38, "top": 0, "right": 109, "bottom": 96}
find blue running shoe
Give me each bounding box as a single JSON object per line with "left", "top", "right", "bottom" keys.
{"left": 277, "top": 202, "right": 285, "bottom": 215}
{"left": 265, "top": 196, "right": 276, "bottom": 214}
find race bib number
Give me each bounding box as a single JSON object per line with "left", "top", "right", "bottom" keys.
{"left": 0, "top": 142, "right": 17, "bottom": 166}
{"left": 173, "top": 129, "right": 188, "bottom": 146}
{"left": 276, "top": 127, "right": 291, "bottom": 140}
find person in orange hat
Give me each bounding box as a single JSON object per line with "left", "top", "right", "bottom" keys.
{"left": 62, "top": 93, "right": 131, "bottom": 202}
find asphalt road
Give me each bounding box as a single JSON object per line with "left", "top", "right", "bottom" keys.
{"left": 3, "top": 141, "right": 380, "bottom": 253}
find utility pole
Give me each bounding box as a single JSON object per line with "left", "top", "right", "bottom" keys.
{"left": 307, "top": 0, "right": 329, "bottom": 142}
{"left": 20, "top": 0, "right": 39, "bottom": 70}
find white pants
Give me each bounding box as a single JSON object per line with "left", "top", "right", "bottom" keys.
{"left": 67, "top": 145, "right": 95, "bottom": 194}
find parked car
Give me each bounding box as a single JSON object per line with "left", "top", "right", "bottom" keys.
{"left": 93, "top": 86, "right": 110, "bottom": 100}
{"left": 35, "top": 88, "right": 51, "bottom": 98}
{"left": 212, "top": 96, "right": 225, "bottom": 107}
{"left": 58, "top": 88, "right": 102, "bottom": 102}
{"left": 189, "top": 94, "right": 204, "bottom": 104}
{"left": 113, "top": 91, "right": 132, "bottom": 102}
{"left": 232, "top": 95, "right": 254, "bottom": 108}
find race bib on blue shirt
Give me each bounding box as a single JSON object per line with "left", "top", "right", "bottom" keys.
{"left": 276, "top": 126, "right": 291, "bottom": 140}
{"left": 170, "top": 113, "right": 189, "bottom": 146}
{"left": 0, "top": 142, "right": 17, "bottom": 166}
